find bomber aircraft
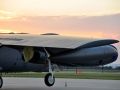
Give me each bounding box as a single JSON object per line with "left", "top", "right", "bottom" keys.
{"left": 0, "top": 33, "right": 119, "bottom": 88}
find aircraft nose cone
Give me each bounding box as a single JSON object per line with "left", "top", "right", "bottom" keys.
{"left": 112, "top": 48, "right": 118, "bottom": 61}
{"left": 109, "top": 45, "right": 118, "bottom": 62}
{"left": 102, "top": 45, "right": 118, "bottom": 65}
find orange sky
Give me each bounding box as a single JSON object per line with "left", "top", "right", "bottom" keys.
{"left": 0, "top": 0, "right": 120, "bottom": 39}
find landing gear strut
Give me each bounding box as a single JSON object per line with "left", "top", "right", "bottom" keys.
{"left": 44, "top": 48, "right": 55, "bottom": 87}
{"left": 44, "top": 59, "right": 55, "bottom": 87}
{"left": 0, "top": 76, "right": 3, "bottom": 88}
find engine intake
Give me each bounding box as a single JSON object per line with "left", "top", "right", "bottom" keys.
{"left": 23, "top": 47, "right": 47, "bottom": 64}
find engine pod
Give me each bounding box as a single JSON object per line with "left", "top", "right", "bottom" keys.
{"left": 51, "top": 45, "right": 118, "bottom": 66}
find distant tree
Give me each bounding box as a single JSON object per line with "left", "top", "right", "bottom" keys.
{"left": 116, "top": 66, "right": 120, "bottom": 70}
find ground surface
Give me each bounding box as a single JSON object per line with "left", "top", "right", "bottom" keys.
{"left": 1, "top": 78, "right": 120, "bottom": 90}
{"left": 3, "top": 71, "right": 120, "bottom": 80}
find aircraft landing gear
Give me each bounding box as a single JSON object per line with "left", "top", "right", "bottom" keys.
{"left": 0, "top": 76, "right": 3, "bottom": 88}
{"left": 44, "top": 59, "right": 55, "bottom": 87}
{"left": 44, "top": 73, "right": 55, "bottom": 87}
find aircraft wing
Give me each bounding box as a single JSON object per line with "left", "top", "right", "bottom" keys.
{"left": 0, "top": 34, "right": 119, "bottom": 49}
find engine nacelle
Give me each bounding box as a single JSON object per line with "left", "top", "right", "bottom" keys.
{"left": 0, "top": 46, "right": 48, "bottom": 72}
{"left": 0, "top": 46, "right": 22, "bottom": 71}
{"left": 51, "top": 45, "right": 118, "bottom": 66}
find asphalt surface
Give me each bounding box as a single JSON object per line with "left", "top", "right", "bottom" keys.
{"left": 1, "top": 78, "right": 120, "bottom": 90}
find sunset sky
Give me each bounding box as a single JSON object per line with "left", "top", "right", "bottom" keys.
{"left": 0, "top": 0, "right": 120, "bottom": 64}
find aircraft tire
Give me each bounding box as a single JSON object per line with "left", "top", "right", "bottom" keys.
{"left": 44, "top": 73, "right": 55, "bottom": 87}
{"left": 0, "top": 77, "right": 3, "bottom": 88}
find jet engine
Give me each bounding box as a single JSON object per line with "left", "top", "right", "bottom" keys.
{"left": 51, "top": 45, "right": 118, "bottom": 66}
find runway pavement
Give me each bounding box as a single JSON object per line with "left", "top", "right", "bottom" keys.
{"left": 1, "top": 77, "right": 120, "bottom": 90}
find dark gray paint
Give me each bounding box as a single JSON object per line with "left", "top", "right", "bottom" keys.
{"left": 0, "top": 45, "right": 118, "bottom": 72}
{"left": 0, "top": 46, "right": 48, "bottom": 72}
{"left": 51, "top": 45, "right": 118, "bottom": 66}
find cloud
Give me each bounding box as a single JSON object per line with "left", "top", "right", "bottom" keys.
{"left": 0, "top": 14, "right": 120, "bottom": 38}
{"left": 0, "top": 10, "right": 17, "bottom": 20}
{"left": 0, "top": 29, "right": 16, "bottom": 33}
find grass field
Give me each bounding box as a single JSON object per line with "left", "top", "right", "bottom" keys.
{"left": 2, "top": 71, "right": 120, "bottom": 80}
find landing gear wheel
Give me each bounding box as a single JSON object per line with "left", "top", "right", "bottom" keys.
{"left": 0, "top": 77, "right": 3, "bottom": 88}
{"left": 44, "top": 73, "right": 55, "bottom": 87}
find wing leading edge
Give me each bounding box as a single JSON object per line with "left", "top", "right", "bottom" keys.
{"left": 0, "top": 34, "right": 119, "bottom": 49}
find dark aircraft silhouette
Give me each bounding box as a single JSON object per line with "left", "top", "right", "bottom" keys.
{"left": 0, "top": 34, "right": 119, "bottom": 88}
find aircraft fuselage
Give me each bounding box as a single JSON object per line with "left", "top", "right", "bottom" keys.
{"left": 0, "top": 45, "right": 118, "bottom": 72}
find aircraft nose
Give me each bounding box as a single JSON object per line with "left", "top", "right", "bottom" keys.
{"left": 111, "top": 46, "right": 118, "bottom": 61}
{"left": 102, "top": 45, "right": 118, "bottom": 65}
{"left": 108, "top": 45, "right": 118, "bottom": 62}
